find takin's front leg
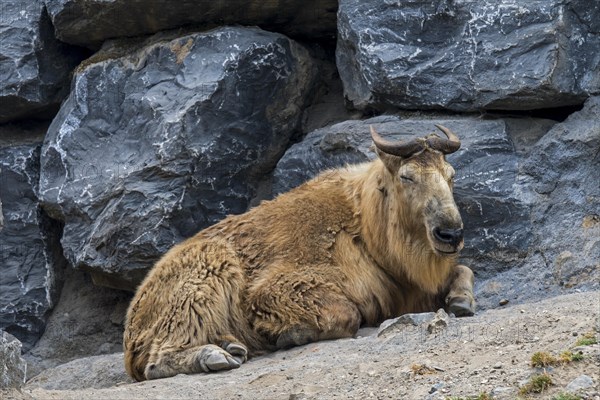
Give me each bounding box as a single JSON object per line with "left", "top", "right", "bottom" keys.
{"left": 444, "top": 264, "right": 476, "bottom": 317}
{"left": 144, "top": 340, "right": 248, "bottom": 380}
{"left": 247, "top": 269, "right": 362, "bottom": 349}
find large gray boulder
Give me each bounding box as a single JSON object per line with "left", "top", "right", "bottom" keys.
{"left": 520, "top": 96, "right": 600, "bottom": 292}
{"left": 26, "top": 352, "right": 130, "bottom": 390}
{"left": 0, "top": 123, "right": 67, "bottom": 351}
{"left": 273, "top": 105, "right": 599, "bottom": 307}
{"left": 44, "top": 0, "right": 337, "bottom": 48}
{"left": 0, "top": 331, "right": 27, "bottom": 389}
{"left": 0, "top": 0, "right": 86, "bottom": 123}
{"left": 39, "top": 27, "right": 316, "bottom": 291}
{"left": 337, "top": 0, "right": 600, "bottom": 111}
{"left": 474, "top": 97, "right": 599, "bottom": 307}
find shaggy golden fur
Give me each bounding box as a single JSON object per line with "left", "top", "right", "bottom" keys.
{"left": 124, "top": 140, "right": 475, "bottom": 381}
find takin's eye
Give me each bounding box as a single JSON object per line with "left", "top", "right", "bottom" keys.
{"left": 400, "top": 175, "right": 415, "bottom": 183}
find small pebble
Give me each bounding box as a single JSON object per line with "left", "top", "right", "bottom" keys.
{"left": 499, "top": 299, "right": 509, "bottom": 306}
{"left": 491, "top": 387, "right": 513, "bottom": 396}
{"left": 429, "top": 382, "right": 444, "bottom": 394}
{"left": 566, "top": 374, "right": 594, "bottom": 392}
{"left": 493, "top": 362, "right": 503, "bottom": 369}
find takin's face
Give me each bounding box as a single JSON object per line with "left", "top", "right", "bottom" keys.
{"left": 397, "top": 151, "right": 464, "bottom": 256}
{"left": 378, "top": 148, "right": 464, "bottom": 256}
{"left": 371, "top": 125, "right": 464, "bottom": 257}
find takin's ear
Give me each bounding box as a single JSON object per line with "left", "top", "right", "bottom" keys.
{"left": 375, "top": 148, "right": 404, "bottom": 175}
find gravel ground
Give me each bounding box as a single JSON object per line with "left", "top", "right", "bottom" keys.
{"left": 7, "top": 291, "right": 600, "bottom": 400}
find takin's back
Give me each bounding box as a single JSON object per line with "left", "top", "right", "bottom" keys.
{"left": 200, "top": 167, "right": 361, "bottom": 271}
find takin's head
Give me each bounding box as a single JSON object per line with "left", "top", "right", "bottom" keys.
{"left": 370, "top": 125, "right": 464, "bottom": 257}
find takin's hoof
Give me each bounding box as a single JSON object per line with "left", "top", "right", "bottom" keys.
{"left": 447, "top": 296, "right": 475, "bottom": 317}
{"left": 144, "top": 363, "right": 169, "bottom": 380}
{"left": 276, "top": 327, "right": 319, "bottom": 349}
{"left": 196, "top": 344, "right": 242, "bottom": 372}
{"left": 221, "top": 341, "right": 248, "bottom": 365}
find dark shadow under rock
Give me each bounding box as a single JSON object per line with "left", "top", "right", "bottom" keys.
{"left": 24, "top": 269, "right": 132, "bottom": 378}
{"left": 45, "top": 0, "right": 338, "bottom": 48}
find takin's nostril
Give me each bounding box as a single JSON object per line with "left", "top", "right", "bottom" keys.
{"left": 433, "top": 228, "right": 464, "bottom": 245}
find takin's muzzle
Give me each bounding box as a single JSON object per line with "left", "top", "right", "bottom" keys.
{"left": 426, "top": 199, "right": 464, "bottom": 255}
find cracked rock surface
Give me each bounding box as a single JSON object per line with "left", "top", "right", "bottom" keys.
{"left": 0, "top": 123, "right": 67, "bottom": 351}
{"left": 0, "top": 331, "right": 27, "bottom": 390}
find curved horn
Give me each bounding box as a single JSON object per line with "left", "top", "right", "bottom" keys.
{"left": 426, "top": 124, "right": 461, "bottom": 154}
{"left": 435, "top": 124, "right": 460, "bottom": 143}
{"left": 370, "top": 126, "right": 423, "bottom": 158}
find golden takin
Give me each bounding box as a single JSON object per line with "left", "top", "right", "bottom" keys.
{"left": 124, "top": 125, "right": 475, "bottom": 381}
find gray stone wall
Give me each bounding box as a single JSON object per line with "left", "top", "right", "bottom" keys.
{"left": 0, "top": 0, "right": 597, "bottom": 367}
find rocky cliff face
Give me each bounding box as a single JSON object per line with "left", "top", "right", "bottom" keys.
{"left": 0, "top": 0, "right": 598, "bottom": 389}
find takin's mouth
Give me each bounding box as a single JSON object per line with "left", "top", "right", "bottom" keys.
{"left": 432, "top": 240, "right": 464, "bottom": 256}
{"left": 434, "top": 247, "right": 461, "bottom": 256}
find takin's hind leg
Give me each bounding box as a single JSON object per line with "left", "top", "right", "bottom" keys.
{"left": 144, "top": 339, "right": 249, "bottom": 380}
{"left": 445, "top": 264, "right": 476, "bottom": 317}
{"left": 274, "top": 299, "right": 362, "bottom": 349}
{"left": 128, "top": 238, "right": 260, "bottom": 380}
{"left": 248, "top": 270, "right": 362, "bottom": 350}
{"left": 274, "top": 298, "right": 361, "bottom": 349}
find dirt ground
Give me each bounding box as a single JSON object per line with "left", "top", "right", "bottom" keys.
{"left": 6, "top": 291, "right": 600, "bottom": 400}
